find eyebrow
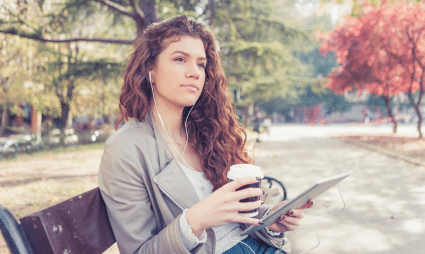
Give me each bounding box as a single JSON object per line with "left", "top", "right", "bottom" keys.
{"left": 171, "top": 50, "right": 207, "bottom": 61}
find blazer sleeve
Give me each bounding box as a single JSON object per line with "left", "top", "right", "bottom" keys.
{"left": 98, "top": 136, "right": 194, "bottom": 254}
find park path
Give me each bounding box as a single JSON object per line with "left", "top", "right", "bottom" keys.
{"left": 254, "top": 124, "right": 425, "bottom": 254}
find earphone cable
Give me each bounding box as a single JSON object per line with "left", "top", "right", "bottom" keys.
{"left": 219, "top": 227, "right": 256, "bottom": 254}
{"left": 299, "top": 182, "right": 346, "bottom": 254}
{"left": 182, "top": 104, "right": 195, "bottom": 156}
{"left": 300, "top": 162, "right": 357, "bottom": 254}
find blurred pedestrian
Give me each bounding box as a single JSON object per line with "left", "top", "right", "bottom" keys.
{"left": 253, "top": 116, "right": 262, "bottom": 142}
{"left": 263, "top": 118, "right": 271, "bottom": 138}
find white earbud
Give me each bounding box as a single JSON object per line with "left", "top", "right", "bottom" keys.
{"left": 149, "top": 70, "right": 165, "bottom": 128}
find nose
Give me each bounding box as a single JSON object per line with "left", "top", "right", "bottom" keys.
{"left": 186, "top": 61, "right": 201, "bottom": 79}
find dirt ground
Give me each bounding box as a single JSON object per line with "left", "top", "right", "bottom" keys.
{"left": 337, "top": 134, "right": 425, "bottom": 164}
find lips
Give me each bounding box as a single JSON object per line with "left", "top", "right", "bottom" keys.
{"left": 181, "top": 84, "right": 199, "bottom": 92}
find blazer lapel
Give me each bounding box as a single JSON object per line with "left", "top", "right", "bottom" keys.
{"left": 146, "top": 109, "right": 200, "bottom": 210}
{"left": 153, "top": 159, "right": 200, "bottom": 209}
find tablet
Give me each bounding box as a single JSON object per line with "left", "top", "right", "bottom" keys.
{"left": 240, "top": 171, "right": 352, "bottom": 236}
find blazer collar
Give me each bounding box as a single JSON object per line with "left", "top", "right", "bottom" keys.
{"left": 146, "top": 108, "right": 200, "bottom": 209}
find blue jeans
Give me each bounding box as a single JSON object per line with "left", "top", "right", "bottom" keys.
{"left": 223, "top": 237, "right": 285, "bottom": 254}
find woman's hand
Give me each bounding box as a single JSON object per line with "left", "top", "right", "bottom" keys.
{"left": 186, "top": 177, "right": 264, "bottom": 236}
{"left": 266, "top": 200, "right": 314, "bottom": 233}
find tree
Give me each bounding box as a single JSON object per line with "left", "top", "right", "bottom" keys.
{"left": 0, "top": 0, "right": 160, "bottom": 44}
{"left": 0, "top": 34, "right": 25, "bottom": 135}
{"left": 0, "top": 1, "right": 215, "bottom": 139}
{"left": 386, "top": 1, "right": 425, "bottom": 138}
{"left": 209, "top": 0, "right": 313, "bottom": 126}
{"left": 318, "top": 0, "right": 425, "bottom": 137}
{"left": 0, "top": 33, "right": 61, "bottom": 136}
{"left": 33, "top": 41, "right": 122, "bottom": 143}
{"left": 251, "top": 0, "right": 353, "bottom": 121}
{"left": 1, "top": 0, "right": 313, "bottom": 133}
{"left": 0, "top": 0, "right": 162, "bottom": 142}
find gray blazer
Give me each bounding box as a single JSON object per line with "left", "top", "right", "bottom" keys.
{"left": 98, "top": 110, "right": 287, "bottom": 254}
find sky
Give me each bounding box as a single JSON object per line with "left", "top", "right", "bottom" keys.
{"left": 293, "top": 0, "right": 352, "bottom": 25}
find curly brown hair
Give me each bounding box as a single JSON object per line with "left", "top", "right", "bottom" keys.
{"left": 117, "top": 15, "right": 251, "bottom": 191}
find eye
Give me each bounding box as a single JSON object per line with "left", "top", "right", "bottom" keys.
{"left": 197, "top": 62, "right": 206, "bottom": 69}
{"left": 174, "top": 57, "right": 186, "bottom": 63}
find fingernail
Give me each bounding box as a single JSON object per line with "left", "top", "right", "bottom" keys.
{"left": 309, "top": 200, "right": 315, "bottom": 206}
{"left": 289, "top": 210, "right": 294, "bottom": 216}
{"left": 258, "top": 221, "right": 264, "bottom": 225}
{"left": 279, "top": 216, "right": 285, "bottom": 222}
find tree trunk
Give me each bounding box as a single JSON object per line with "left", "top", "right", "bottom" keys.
{"left": 208, "top": 0, "right": 215, "bottom": 26}
{"left": 407, "top": 91, "right": 423, "bottom": 138}
{"left": 382, "top": 95, "right": 397, "bottom": 133}
{"left": 134, "top": 0, "right": 159, "bottom": 36}
{"left": 59, "top": 100, "right": 71, "bottom": 146}
{"left": 412, "top": 103, "right": 422, "bottom": 138}
{"left": 31, "top": 106, "right": 42, "bottom": 138}
{"left": 141, "top": 0, "right": 159, "bottom": 25}
{"left": 0, "top": 105, "right": 8, "bottom": 136}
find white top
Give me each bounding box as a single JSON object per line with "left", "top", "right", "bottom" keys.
{"left": 177, "top": 162, "right": 247, "bottom": 254}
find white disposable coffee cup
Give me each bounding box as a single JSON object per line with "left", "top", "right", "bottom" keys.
{"left": 227, "top": 164, "right": 264, "bottom": 217}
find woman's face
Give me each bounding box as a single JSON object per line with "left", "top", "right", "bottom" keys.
{"left": 151, "top": 35, "right": 207, "bottom": 110}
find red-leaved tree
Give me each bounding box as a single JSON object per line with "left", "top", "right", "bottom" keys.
{"left": 318, "top": 0, "right": 425, "bottom": 138}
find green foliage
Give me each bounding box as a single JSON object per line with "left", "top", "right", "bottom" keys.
{"left": 0, "top": 0, "right": 134, "bottom": 133}
{"left": 212, "top": 0, "right": 314, "bottom": 108}
{"left": 0, "top": 34, "right": 56, "bottom": 115}
{"left": 260, "top": 42, "right": 351, "bottom": 115}
{"left": 244, "top": 1, "right": 353, "bottom": 115}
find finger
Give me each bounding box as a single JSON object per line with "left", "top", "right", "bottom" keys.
{"left": 233, "top": 215, "right": 264, "bottom": 226}
{"left": 278, "top": 216, "right": 300, "bottom": 227}
{"left": 300, "top": 199, "right": 315, "bottom": 210}
{"left": 286, "top": 209, "right": 304, "bottom": 219}
{"left": 226, "top": 177, "right": 259, "bottom": 191}
{"left": 234, "top": 187, "right": 264, "bottom": 201}
{"left": 275, "top": 217, "right": 299, "bottom": 232}
{"left": 236, "top": 200, "right": 263, "bottom": 212}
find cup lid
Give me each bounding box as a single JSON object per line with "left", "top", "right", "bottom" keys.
{"left": 227, "top": 164, "right": 264, "bottom": 179}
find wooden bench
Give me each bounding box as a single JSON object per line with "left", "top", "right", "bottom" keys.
{"left": 0, "top": 188, "right": 115, "bottom": 254}
{"left": 0, "top": 177, "right": 286, "bottom": 254}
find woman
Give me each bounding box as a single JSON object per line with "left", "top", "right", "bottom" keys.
{"left": 98, "top": 15, "right": 313, "bottom": 254}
